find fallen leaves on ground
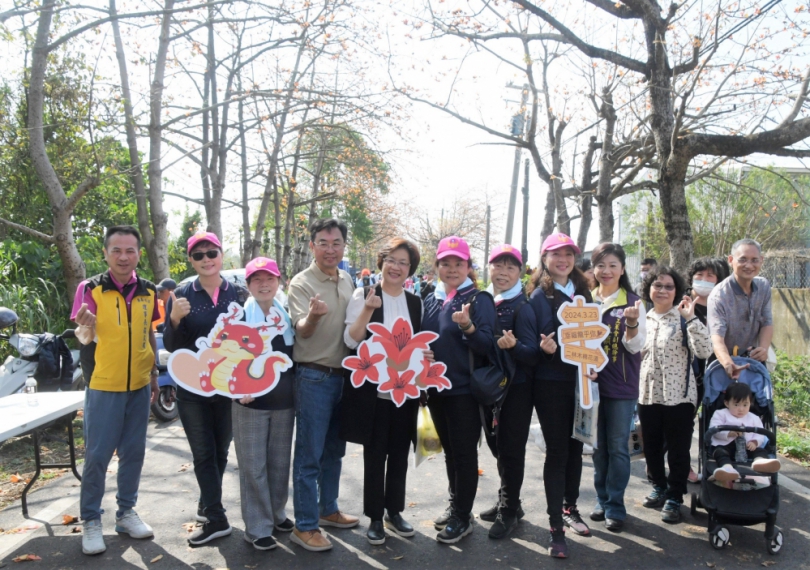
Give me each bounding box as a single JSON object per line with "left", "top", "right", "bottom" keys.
{"left": 12, "top": 554, "right": 41, "bottom": 562}
{"left": 4, "top": 523, "right": 40, "bottom": 535}
{"left": 150, "top": 554, "right": 163, "bottom": 563}
{"left": 177, "top": 464, "right": 191, "bottom": 473}
{"left": 762, "top": 562, "right": 777, "bottom": 567}
{"left": 706, "top": 563, "right": 716, "bottom": 568}
{"left": 477, "top": 468, "right": 484, "bottom": 476}
{"left": 181, "top": 522, "right": 197, "bottom": 533}
{"left": 392, "top": 555, "right": 404, "bottom": 560}
{"left": 9, "top": 475, "right": 22, "bottom": 484}
{"left": 69, "top": 527, "right": 81, "bottom": 534}
{"left": 407, "top": 502, "right": 417, "bottom": 507}
{"left": 62, "top": 515, "right": 78, "bottom": 525}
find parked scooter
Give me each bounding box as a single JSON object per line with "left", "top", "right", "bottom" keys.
{"left": 0, "top": 307, "right": 84, "bottom": 397}
{"left": 150, "top": 331, "right": 178, "bottom": 422}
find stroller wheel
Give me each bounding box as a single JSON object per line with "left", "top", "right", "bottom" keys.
{"left": 710, "top": 527, "right": 730, "bottom": 550}
{"left": 766, "top": 531, "right": 783, "bottom": 555}
{"left": 690, "top": 493, "right": 698, "bottom": 516}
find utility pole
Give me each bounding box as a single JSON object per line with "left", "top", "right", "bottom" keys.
{"left": 504, "top": 84, "right": 529, "bottom": 244}
{"left": 521, "top": 158, "right": 530, "bottom": 266}
{"left": 483, "top": 205, "right": 491, "bottom": 284}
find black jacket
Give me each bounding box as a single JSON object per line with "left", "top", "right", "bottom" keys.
{"left": 339, "top": 285, "right": 422, "bottom": 447}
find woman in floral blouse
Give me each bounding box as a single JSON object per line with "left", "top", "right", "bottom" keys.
{"left": 638, "top": 265, "right": 712, "bottom": 524}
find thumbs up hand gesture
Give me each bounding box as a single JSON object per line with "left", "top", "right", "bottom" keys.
{"left": 170, "top": 291, "right": 191, "bottom": 321}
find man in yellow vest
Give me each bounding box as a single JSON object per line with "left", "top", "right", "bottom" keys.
{"left": 71, "top": 225, "right": 161, "bottom": 556}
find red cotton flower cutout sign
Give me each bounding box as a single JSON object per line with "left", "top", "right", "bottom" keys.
{"left": 342, "top": 317, "right": 451, "bottom": 406}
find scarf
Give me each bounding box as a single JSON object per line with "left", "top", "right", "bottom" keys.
{"left": 434, "top": 277, "right": 474, "bottom": 306}
{"left": 553, "top": 279, "right": 575, "bottom": 298}
{"left": 243, "top": 296, "right": 295, "bottom": 346}
{"left": 486, "top": 280, "right": 523, "bottom": 305}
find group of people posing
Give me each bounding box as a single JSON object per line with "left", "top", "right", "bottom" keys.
{"left": 71, "top": 219, "right": 777, "bottom": 560}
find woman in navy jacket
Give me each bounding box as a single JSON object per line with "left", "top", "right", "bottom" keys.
{"left": 527, "top": 232, "right": 593, "bottom": 558}
{"left": 478, "top": 244, "right": 539, "bottom": 539}
{"left": 422, "top": 236, "right": 496, "bottom": 545}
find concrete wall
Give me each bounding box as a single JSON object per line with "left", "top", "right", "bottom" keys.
{"left": 772, "top": 289, "right": 810, "bottom": 357}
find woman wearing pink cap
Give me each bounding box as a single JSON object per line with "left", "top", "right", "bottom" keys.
{"left": 526, "top": 232, "right": 593, "bottom": 558}
{"left": 164, "top": 231, "right": 249, "bottom": 545}
{"left": 478, "top": 244, "right": 540, "bottom": 540}
{"left": 421, "top": 236, "right": 497, "bottom": 544}
{"left": 231, "top": 257, "right": 296, "bottom": 551}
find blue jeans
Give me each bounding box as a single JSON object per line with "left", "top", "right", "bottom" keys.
{"left": 81, "top": 385, "right": 151, "bottom": 521}
{"left": 177, "top": 389, "right": 233, "bottom": 523}
{"left": 292, "top": 366, "right": 346, "bottom": 531}
{"left": 592, "top": 397, "right": 637, "bottom": 521}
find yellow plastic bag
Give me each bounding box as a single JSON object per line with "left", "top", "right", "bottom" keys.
{"left": 414, "top": 406, "right": 442, "bottom": 468}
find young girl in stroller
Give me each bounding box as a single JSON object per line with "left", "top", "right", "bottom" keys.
{"left": 709, "top": 382, "right": 781, "bottom": 483}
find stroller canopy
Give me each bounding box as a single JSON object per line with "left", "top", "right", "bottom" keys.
{"left": 703, "top": 356, "right": 772, "bottom": 408}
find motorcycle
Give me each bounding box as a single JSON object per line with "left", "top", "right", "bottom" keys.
{"left": 150, "top": 331, "right": 178, "bottom": 423}
{"left": 0, "top": 307, "right": 84, "bottom": 397}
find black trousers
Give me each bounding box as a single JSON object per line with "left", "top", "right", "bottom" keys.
{"left": 363, "top": 399, "right": 414, "bottom": 521}
{"left": 712, "top": 441, "right": 770, "bottom": 467}
{"left": 427, "top": 393, "right": 481, "bottom": 516}
{"left": 483, "top": 381, "right": 534, "bottom": 516}
{"left": 533, "top": 379, "right": 583, "bottom": 527}
{"left": 638, "top": 402, "right": 694, "bottom": 503}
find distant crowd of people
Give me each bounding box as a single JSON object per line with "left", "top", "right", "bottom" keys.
{"left": 71, "top": 220, "right": 778, "bottom": 559}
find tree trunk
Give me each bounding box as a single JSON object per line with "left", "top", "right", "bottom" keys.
{"left": 110, "top": 0, "right": 161, "bottom": 275}
{"left": 575, "top": 136, "right": 598, "bottom": 251}
{"left": 596, "top": 91, "right": 617, "bottom": 244}
{"left": 27, "top": 0, "right": 95, "bottom": 298}
{"left": 238, "top": 88, "right": 252, "bottom": 266}
{"left": 145, "top": 0, "right": 173, "bottom": 280}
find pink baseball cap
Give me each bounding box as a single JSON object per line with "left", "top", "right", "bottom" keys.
{"left": 488, "top": 243, "right": 523, "bottom": 266}
{"left": 436, "top": 236, "right": 471, "bottom": 261}
{"left": 187, "top": 231, "right": 222, "bottom": 254}
{"left": 541, "top": 232, "right": 581, "bottom": 255}
{"left": 245, "top": 257, "right": 281, "bottom": 279}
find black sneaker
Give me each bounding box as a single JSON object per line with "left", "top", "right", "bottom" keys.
{"left": 590, "top": 505, "right": 605, "bottom": 521}
{"left": 274, "top": 518, "right": 295, "bottom": 533}
{"left": 433, "top": 505, "right": 453, "bottom": 530}
{"left": 549, "top": 527, "right": 568, "bottom": 558}
{"left": 562, "top": 505, "right": 590, "bottom": 536}
{"left": 479, "top": 501, "right": 500, "bottom": 522}
{"left": 384, "top": 513, "right": 415, "bottom": 537}
{"left": 252, "top": 536, "right": 277, "bottom": 550}
{"left": 188, "top": 519, "right": 232, "bottom": 545}
{"left": 488, "top": 512, "right": 518, "bottom": 540}
{"left": 436, "top": 514, "right": 473, "bottom": 544}
{"left": 643, "top": 486, "right": 667, "bottom": 508}
{"left": 661, "top": 499, "right": 682, "bottom": 524}
{"left": 367, "top": 520, "right": 386, "bottom": 546}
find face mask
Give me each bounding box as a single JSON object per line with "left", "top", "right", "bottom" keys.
{"left": 692, "top": 279, "right": 716, "bottom": 297}
{"left": 639, "top": 271, "right": 648, "bottom": 281}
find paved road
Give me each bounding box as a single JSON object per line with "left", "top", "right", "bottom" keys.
{"left": 0, "top": 416, "right": 808, "bottom": 569}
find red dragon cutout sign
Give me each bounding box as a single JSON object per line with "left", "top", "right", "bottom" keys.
{"left": 167, "top": 302, "right": 293, "bottom": 397}
{"left": 342, "top": 317, "right": 451, "bottom": 406}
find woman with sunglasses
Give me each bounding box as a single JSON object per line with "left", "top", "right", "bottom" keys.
{"left": 164, "top": 231, "right": 249, "bottom": 545}
{"left": 341, "top": 238, "right": 427, "bottom": 546}
{"left": 637, "top": 266, "right": 711, "bottom": 524}
{"left": 526, "top": 232, "right": 594, "bottom": 558}
{"left": 422, "top": 236, "right": 496, "bottom": 544}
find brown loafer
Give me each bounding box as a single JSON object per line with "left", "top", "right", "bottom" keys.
{"left": 290, "top": 528, "right": 333, "bottom": 552}
{"left": 319, "top": 511, "right": 360, "bottom": 529}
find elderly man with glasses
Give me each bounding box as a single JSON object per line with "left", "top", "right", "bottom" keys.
{"left": 287, "top": 217, "right": 360, "bottom": 552}
{"left": 707, "top": 239, "right": 774, "bottom": 380}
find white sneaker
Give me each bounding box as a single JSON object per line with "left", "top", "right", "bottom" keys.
{"left": 713, "top": 464, "right": 740, "bottom": 482}
{"left": 82, "top": 518, "right": 107, "bottom": 555}
{"left": 752, "top": 457, "right": 781, "bottom": 473}
{"left": 115, "top": 509, "right": 154, "bottom": 539}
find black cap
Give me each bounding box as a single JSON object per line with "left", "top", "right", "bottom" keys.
{"left": 157, "top": 278, "right": 177, "bottom": 292}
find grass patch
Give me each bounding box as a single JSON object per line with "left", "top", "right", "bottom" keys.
{"left": 777, "top": 427, "right": 810, "bottom": 465}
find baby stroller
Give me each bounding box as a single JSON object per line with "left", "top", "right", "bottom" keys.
{"left": 690, "top": 356, "right": 783, "bottom": 555}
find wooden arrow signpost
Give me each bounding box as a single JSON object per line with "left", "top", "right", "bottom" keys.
{"left": 557, "top": 296, "right": 610, "bottom": 409}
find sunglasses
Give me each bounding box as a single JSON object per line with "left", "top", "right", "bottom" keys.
{"left": 190, "top": 250, "right": 220, "bottom": 261}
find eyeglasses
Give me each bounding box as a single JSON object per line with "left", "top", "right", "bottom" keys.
{"left": 651, "top": 283, "right": 675, "bottom": 292}
{"left": 383, "top": 258, "right": 410, "bottom": 268}
{"left": 314, "top": 241, "right": 345, "bottom": 251}
{"left": 735, "top": 257, "right": 762, "bottom": 266}
{"left": 190, "top": 250, "right": 220, "bottom": 261}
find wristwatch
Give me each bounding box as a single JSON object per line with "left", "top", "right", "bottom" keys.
{"left": 150, "top": 369, "right": 159, "bottom": 377}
